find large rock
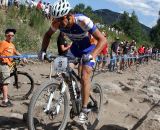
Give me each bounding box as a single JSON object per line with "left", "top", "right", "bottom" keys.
{"left": 148, "top": 74, "right": 160, "bottom": 83}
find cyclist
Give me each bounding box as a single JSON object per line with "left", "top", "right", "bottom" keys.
{"left": 0, "top": 28, "right": 27, "bottom": 107}
{"left": 38, "top": 0, "right": 107, "bottom": 123}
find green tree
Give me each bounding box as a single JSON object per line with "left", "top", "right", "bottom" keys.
{"left": 74, "top": 3, "right": 85, "bottom": 13}
{"left": 73, "top": 4, "right": 99, "bottom": 23}
{"left": 128, "top": 11, "right": 142, "bottom": 42}
{"left": 150, "top": 11, "right": 160, "bottom": 48}
{"left": 119, "top": 11, "right": 130, "bottom": 34}
{"left": 115, "top": 11, "right": 146, "bottom": 43}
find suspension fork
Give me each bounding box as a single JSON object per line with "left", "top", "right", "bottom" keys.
{"left": 44, "top": 81, "right": 67, "bottom": 114}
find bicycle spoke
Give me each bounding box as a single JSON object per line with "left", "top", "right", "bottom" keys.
{"left": 8, "top": 72, "right": 34, "bottom": 100}
{"left": 28, "top": 83, "right": 69, "bottom": 130}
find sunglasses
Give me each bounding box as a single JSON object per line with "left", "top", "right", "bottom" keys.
{"left": 56, "top": 16, "right": 66, "bottom": 22}
{"left": 6, "top": 34, "right": 14, "bottom": 37}
{"left": 55, "top": 15, "right": 70, "bottom": 22}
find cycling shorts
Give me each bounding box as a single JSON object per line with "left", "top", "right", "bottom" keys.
{"left": 66, "top": 44, "right": 96, "bottom": 68}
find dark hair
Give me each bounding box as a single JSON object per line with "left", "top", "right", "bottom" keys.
{"left": 5, "top": 28, "right": 16, "bottom": 34}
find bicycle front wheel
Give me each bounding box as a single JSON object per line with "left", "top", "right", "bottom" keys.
{"left": 86, "top": 83, "right": 103, "bottom": 130}
{"left": 28, "top": 81, "right": 69, "bottom": 130}
{"left": 7, "top": 71, "right": 34, "bottom": 100}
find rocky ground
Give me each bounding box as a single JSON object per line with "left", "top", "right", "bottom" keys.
{"left": 0, "top": 59, "right": 160, "bottom": 130}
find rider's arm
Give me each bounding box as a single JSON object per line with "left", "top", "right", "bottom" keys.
{"left": 41, "top": 19, "right": 59, "bottom": 52}
{"left": 76, "top": 15, "right": 107, "bottom": 59}
{"left": 90, "top": 29, "right": 107, "bottom": 59}
{"left": 41, "top": 27, "right": 55, "bottom": 52}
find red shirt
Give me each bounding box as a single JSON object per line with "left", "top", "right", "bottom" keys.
{"left": 138, "top": 47, "right": 145, "bottom": 54}
{"left": 100, "top": 44, "right": 108, "bottom": 55}
{"left": 37, "top": 2, "right": 42, "bottom": 10}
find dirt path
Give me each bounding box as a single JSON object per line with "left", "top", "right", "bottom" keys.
{"left": 0, "top": 60, "right": 160, "bottom": 130}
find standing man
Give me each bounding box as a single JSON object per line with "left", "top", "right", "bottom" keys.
{"left": 38, "top": 0, "right": 106, "bottom": 123}
{"left": 109, "top": 37, "right": 120, "bottom": 71}
{"left": 0, "top": 28, "right": 26, "bottom": 107}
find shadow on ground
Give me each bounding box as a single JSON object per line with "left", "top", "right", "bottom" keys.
{"left": 99, "top": 124, "right": 128, "bottom": 130}
{"left": 0, "top": 116, "right": 27, "bottom": 130}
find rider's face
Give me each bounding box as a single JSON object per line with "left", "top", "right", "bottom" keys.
{"left": 56, "top": 15, "right": 72, "bottom": 29}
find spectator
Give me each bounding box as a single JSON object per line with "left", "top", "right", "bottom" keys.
{"left": 152, "top": 47, "right": 158, "bottom": 60}
{"left": 44, "top": 5, "right": 50, "bottom": 19}
{"left": 36, "top": 0, "right": 42, "bottom": 10}
{"left": 138, "top": 45, "right": 145, "bottom": 55}
{"left": 109, "top": 36, "right": 120, "bottom": 71}
{"left": 128, "top": 40, "right": 137, "bottom": 66}
{"left": 97, "top": 32, "right": 108, "bottom": 71}
{"left": 138, "top": 45, "right": 145, "bottom": 64}
{"left": 1, "top": 0, "right": 8, "bottom": 9}
{"left": 122, "top": 41, "right": 129, "bottom": 68}
{"left": 0, "top": 0, "right": 2, "bottom": 8}
{"left": 0, "top": 28, "right": 27, "bottom": 107}
{"left": 42, "top": 2, "right": 46, "bottom": 12}
{"left": 57, "top": 32, "right": 71, "bottom": 56}
{"left": 14, "top": 0, "right": 19, "bottom": 8}
{"left": 25, "top": 0, "right": 29, "bottom": 7}
{"left": 117, "top": 41, "right": 124, "bottom": 74}
{"left": 8, "top": 0, "right": 13, "bottom": 7}
{"left": 30, "top": 0, "right": 37, "bottom": 8}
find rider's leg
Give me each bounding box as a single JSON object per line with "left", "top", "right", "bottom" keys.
{"left": 77, "top": 65, "right": 92, "bottom": 123}
{"left": 81, "top": 65, "right": 92, "bottom": 109}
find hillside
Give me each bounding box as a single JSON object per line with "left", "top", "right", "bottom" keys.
{"left": 0, "top": 7, "right": 59, "bottom": 53}
{"left": 0, "top": 6, "right": 151, "bottom": 53}
{"left": 94, "top": 9, "right": 151, "bottom": 33}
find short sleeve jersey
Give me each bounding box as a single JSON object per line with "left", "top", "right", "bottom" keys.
{"left": 0, "top": 40, "right": 16, "bottom": 65}
{"left": 51, "top": 14, "right": 97, "bottom": 50}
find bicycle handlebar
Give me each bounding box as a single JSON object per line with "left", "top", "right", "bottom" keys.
{"left": 44, "top": 54, "right": 81, "bottom": 64}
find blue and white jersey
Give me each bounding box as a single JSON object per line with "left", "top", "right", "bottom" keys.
{"left": 60, "top": 14, "right": 97, "bottom": 41}
{"left": 51, "top": 14, "right": 97, "bottom": 57}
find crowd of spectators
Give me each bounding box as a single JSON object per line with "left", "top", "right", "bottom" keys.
{"left": 25, "top": 0, "right": 52, "bottom": 19}
{"left": 100, "top": 36, "right": 160, "bottom": 74}
{"left": 0, "top": 0, "right": 19, "bottom": 8}
{"left": 0, "top": 0, "right": 52, "bottom": 19}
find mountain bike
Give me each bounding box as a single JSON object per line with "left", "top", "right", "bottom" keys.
{"left": 27, "top": 55, "right": 103, "bottom": 130}
{"left": 0, "top": 58, "right": 34, "bottom": 100}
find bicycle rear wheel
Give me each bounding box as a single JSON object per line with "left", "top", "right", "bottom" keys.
{"left": 86, "top": 83, "right": 103, "bottom": 130}
{"left": 28, "top": 81, "right": 69, "bottom": 130}
{"left": 6, "top": 71, "right": 34, "bottom": 100}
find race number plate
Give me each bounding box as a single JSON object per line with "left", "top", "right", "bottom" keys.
{"left": 53, "top": 56, "right": 68, "bottom": 73}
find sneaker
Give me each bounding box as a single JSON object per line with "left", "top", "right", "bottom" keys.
{"left": 76, "top": 112, "right": 88, "bottom": 124}
{"left": 0, "top": 100, "right": 13, "bottom": 107}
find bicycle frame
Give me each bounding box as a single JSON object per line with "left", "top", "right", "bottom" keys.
{"left": 44, "top": 56, "right": 98, "bottom": 118}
